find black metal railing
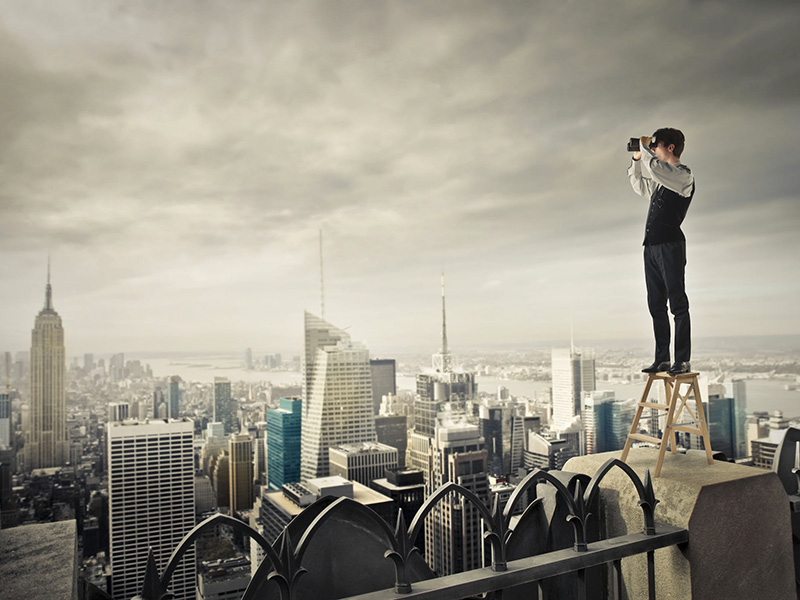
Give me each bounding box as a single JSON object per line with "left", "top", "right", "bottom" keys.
{"left": 133, "top": 458, "right": 688, "bottom": 600}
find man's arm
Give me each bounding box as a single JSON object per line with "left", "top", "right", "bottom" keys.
{"left": 639, "top": 144, "right": 694, "bottom": 197}
{"left": 627, "top": 157, "right": 654, "bottom": 198}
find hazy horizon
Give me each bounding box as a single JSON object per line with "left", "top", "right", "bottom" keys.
{"left": 2, "top": 1, "right": 799, "bottom": 354}
{"left": 5, "top": 333, "right": 799, "bottom": 364}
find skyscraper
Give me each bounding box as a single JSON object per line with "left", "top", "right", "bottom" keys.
{"left": 724, "top": 379, "right": 748, "bottom": 459}
{"left": 425, "top": 420, "right": 488, "bottom": 576}
{"left": 25, "top": 267, "right": 68, "bottom": 471}
{"left": 369, "top": 359, "right": 397, "bottom": 415}
{"left": 153, "top": 387, "right": 165, "bottom": 420}
{"left": 267, "top": 397, "right": 302, "bottom": 489}
{"left": 408, "top": 276, "right": 477, "bottom": 475}
{"left": 214, "top": 377, "right": 234, "bottom": 434}
{"left": 108, "top": 419, "right": 196, "bottom": 600}
{"left": 109, "top": 402, "right": 130, "bottom": 423}
{"left": 167, "top": 376, "right": 181, "bottom": 419}
{"left": 374, "top": 414, "right": 408, "bottom": 468}
{"left": 582, "top": 390, "right": 615, "bottom": 454}
{"left": 477, "top": 401, "right": 515, "bottom": 477}
{"left": 229, "top": 434, "right": 254, "bottom": 511}
{"left": 328, "top": 441, "right": 399, "bottom": 486}
{"left": 0, "top": 393, "right": 11, "bottom": 449}
{"left": 551, "top": 346, "right": 596, "bottom": 430}
{"left": 300, "top": 312, "right": 376, "bottom": 481}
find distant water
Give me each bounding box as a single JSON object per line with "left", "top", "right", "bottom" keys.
{"left": 141, "top": 355, "right": 799, "bottom": 418}
{"left": 145, "top": 356, "right": 302, "bottom": 387}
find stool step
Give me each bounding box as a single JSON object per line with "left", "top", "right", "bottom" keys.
{"left": 638, "top": 401, "right": 670, "bottom": 410}
{"left": 667, "top": 419, "right": 705, "bottom": 427}
{"left": 629, "top": 433, "right": 662, "bottom": 445}
{"left": 669, "top": 425, "right": 702, "bottom": 435}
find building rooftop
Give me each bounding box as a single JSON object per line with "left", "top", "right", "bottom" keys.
{"left": 329, "top": 441, "right": 397, "bottom": 455}
{"left": 372, "top": 477, "right": 425, "bottom": 492}
{"left": 269, "top": 478, "right": 392, "bottom": 515}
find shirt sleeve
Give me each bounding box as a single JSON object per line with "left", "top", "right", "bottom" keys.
{"left": 639, "top": 145, "right": 694, "bottom": 197}
{"left": 627, "top": 158, "right": 655, "bottom": 199}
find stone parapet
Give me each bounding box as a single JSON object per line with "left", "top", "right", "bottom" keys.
{"left": 0, "top": 520, "right": 77, "bottom": 600}
{"left": 565, "top": 449, "right": 794, "bottom": 600}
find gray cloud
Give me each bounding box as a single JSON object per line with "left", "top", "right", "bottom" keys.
{"left": 1, "top": 0, "right": 799, "bottom": 353}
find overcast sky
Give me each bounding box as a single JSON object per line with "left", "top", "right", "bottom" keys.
{"left": 1, "top": 0, "right": 799, "bottom": 357}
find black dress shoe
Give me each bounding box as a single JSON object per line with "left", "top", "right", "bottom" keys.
{"left": 642, "top": 361, "right": 671, "bottom": 374}
{"left": 668, "top": 361, "right": 691, "bottom": 375}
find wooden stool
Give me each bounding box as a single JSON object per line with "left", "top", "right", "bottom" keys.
{"left": 620, "top": 371, "right": 714, "bottom": 477}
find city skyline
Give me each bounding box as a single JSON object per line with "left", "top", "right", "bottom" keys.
{"left": 2, "top": 1, "right": 799, "bottom": 354}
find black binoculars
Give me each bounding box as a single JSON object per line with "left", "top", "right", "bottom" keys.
{"left": 627, "top": 137, "right": 657, "bottom": 152}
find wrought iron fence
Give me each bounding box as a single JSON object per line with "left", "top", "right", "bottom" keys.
{"left": 133, "top": 458, "right": 688, "bottom": 600}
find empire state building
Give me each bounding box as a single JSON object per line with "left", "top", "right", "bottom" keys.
{"left": 25, "top": 267, "right": 68, "bottom": 471}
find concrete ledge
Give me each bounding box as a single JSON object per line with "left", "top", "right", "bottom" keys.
{"left": 0, "top": 520, "right": 77, "bottom": 600}
{"left": 565, "top": 449, "right": 794, "bottom": 600}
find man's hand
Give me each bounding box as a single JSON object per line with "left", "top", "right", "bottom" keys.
{"left": 633, "top": 136, "right": 652, "bottom": 161}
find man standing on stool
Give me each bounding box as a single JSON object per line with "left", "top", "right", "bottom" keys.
{"left": 628, "top": 128, "right": 695, "bottom": 376}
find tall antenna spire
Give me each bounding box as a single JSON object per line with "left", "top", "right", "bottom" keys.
{"left": 431, "top": 273, "right": 453, "bottom": 373}
{"left": 319, "top": 230, "right": 325, "bottom": 318}
{"left": 440, "top": 272, "right": 448, "bottom": 355}
{"left": 45, "top": 256, "right": 53, "bottom": 311}
{"left": 570, "top": 318, "right": 575, "bottom": 354}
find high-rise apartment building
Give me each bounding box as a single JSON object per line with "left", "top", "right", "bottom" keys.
{"left": 370, "top": 359, "right": 397, "bottom": 415}
{"left": 551, "top": 346, "right": 596, "bottom": 430}
{"left": 300, "top": 312, "right": 376, "bottom": 480}
{"left": 267, "top": 397, "right": 302, "bottom": 490}
{"left": 214, "top": 377, "right": 234, "bottom": 434}
{"left": 25, "top": 268, "right": 68, "bottom": 471}
{"left": 108, "top": 419, "right": 195, "bottom": 600}
{"left": 229, "top": 434, "right": 254, "bottom": 511}
{"left": 425, "top": 421, "right": 489, "bottom": 576}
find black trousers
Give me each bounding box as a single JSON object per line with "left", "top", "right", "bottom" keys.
{"left": 643, "top": 241, "right": 691, "bottom": 363}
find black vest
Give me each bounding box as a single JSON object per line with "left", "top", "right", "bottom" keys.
{"left": 643, "top": 182, "right": 694, "bottom": 245}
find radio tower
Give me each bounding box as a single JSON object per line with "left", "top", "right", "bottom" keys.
{"left": 432, "top": 273, "right": 453, "bottom": 373}
{"left": 319, "top": 229, "right": 325, "bottom": 318}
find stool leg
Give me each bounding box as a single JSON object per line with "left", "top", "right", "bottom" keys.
{"left": 662, "top": 379, "right": 678, "bottom": 454}
{"left": 621, "top": 375, "right": 656, "bottom": 462}
{"left": 655, "top": 378, "right": 679, "bottom": 477}
{"left": 692, "top": 376, "right": 714, "bottom": 464}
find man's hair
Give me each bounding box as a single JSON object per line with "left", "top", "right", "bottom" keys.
{"left": 652, "top": 127, "right": 685, "bottom": 158}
